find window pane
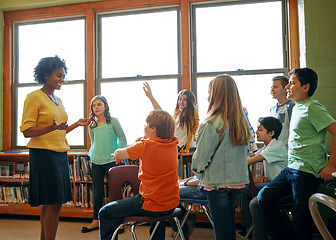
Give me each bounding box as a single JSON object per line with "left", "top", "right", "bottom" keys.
{"left": 17, "top": 84, "right": 85, "bottom": 147}
{"left": 57, "top": 84, "right": 85, "bottom": 146}
{"left": 101, "top": 79, "right": 177, "bottom": 144}
{"left": 195, "top": 1, "right": 284, "bottom": 72}
{"left": 18, "top": 19, "right": 85, "bottom": 83}
{"left": 197, "top": 74, "right": 280, "bottom": 132}
{"left": 101, "top": 10, "right": 178, "bottom": 78}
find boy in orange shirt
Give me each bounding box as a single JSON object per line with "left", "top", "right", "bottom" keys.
{"left": 99, "top": 110, "right": 180, "bottom": 240}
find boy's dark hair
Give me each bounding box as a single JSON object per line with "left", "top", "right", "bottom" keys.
{"left": 34, "top": 55, "right": 67, "bottom": 84}
{"left": 146, "top": 110, "right": 175, "bottom": 140}
{"left": 258, "top": 116, "right": 283, "bottom": 140}
{"left": 289, "top": 68, "right": 318, "bottom": 97}
{"left": 272, "top": 75, "right": 289, "bottom": 88}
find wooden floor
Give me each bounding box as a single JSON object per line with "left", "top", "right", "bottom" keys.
{"left": 0, "top": 215, "right": 216, "bottom": 240}
{"left": 0, "top": 214, "right": 325, "bottom": 240}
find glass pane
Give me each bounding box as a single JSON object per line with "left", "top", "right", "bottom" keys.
{"left": 197, "top": 74, "right": 281, "bottom": 135}
{"left": 101, "top": 10, "right": 178, "bottom": 78}
{"left": 18, "top": 19, "right": 85, "bottom": 83}
{"left": 195, "top": 1, "right": 284, "bottom": 72}
{"left": 17, "top": 84, "right": 85, "bottom": 147}
{"left": 101, "top": 79, "right": 177, "bottom": 144}
{"left": 57, "top": 84, "right": 85, "bottom": 146}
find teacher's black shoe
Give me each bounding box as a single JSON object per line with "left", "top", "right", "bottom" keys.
{"left": 81, "top": 226, "right": 99, "bottom": 233}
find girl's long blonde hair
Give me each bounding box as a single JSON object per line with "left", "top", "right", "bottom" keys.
{"left": 203, "top": 74, "right": 251, "bottom": 146}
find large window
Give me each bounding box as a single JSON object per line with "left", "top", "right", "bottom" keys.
{"left": 97, "top": 8, "right": 180, "bottom": 144}
{"left": 191, "top": 0, "right": 288, "bottom": 133}
{"left": 14, "top": 18, "right": 86, "bottom": 148}
{"left": 4, "top": 0, "right": 295, "bottom": 150}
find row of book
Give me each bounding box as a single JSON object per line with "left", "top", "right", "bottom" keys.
{"left": 70, "top": 156, "right": 139, "bottom": 182}
{"left": 0, "top": 162, "right": 29, "bottom": 178}
{"left": 251, "top": 161, "right": 267, "bottom": 183}
{"left": 73, "top": 183, "right": 109, "bottom": 208}
{"left": 0, "top": 185, "right": 28, "bottom": 203}
{"left": 70, "top": 156, "right": 92, "bottom": 181}
{"left": 178, "top": 161, "right": 193, "bottom": 179}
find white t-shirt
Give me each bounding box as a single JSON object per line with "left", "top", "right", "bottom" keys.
{"left": 258, "top": 138, "right": 288, "bottom": 181}
{"left": 175, "top": 123, "right": 187, "bottom": 148}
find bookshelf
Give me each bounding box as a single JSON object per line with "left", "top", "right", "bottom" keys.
{"left": 0, "top": 152, "right": 95, "bottom": 218}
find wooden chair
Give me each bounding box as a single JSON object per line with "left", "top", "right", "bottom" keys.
{"left": 108, "top": 165, "right": 185, "bottom": 240}
{"left": 242, "top": 166, "right": 258, "bottom": 240}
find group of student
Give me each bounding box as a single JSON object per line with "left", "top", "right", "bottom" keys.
{"left": 20, "top": 55, "right": 336, "bottom": 240}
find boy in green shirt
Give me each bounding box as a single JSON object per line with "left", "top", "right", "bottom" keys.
{"left": 258, "top": 68, "right": 336, "bottom": 240}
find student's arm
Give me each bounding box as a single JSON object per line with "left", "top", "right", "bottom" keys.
{"left": 112, "top": 148, "right": 129, "bottom": 165}
{"left": 66, "top": 118, "right": 91, "bottom": 134}
{"left": 192, "top": 123, "right": 220, "bottom": 175}
{"left": 248, "top": 153, "right": 265, "bottom": 165}
{"left": 320, "top": 122, "right": 336, "bottom": 180}
{"left": 143, "top": 82, "right": 162, "bottom": 110}
{"left": 112, "top": 118, "right": 127, "bottom": 148}
{"left": 179, "top": 177, "right": 198, "bottom": 186}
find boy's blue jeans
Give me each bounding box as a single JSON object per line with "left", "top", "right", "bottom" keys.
{"left": 99, "top": 194, "right": 174, "bottom": 240}
{"left": 258, "top": 167, "right": 322, "bottom": 240}
{"left": 206, "top": 188, "right": 242, "bottom": 240}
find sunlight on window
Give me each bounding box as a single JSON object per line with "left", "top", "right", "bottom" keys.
{"left": 197, "top": 74, "right": 279, "bottom": 133}
{"left": 101, "top": 79, "right": 177, "bottom": 144}
{"left": 101, "top": 10, "right": 178, "bottom": 78}
{"left": 18, "top": 19, "right": 85, "bottom": 83}
{"left": 196, "top": 1, "right": 283, "bottom": 72}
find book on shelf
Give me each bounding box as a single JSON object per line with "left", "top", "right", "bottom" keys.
{"left": 0, "top": 162, "right": 29, "bottom": 179}
{"left": 0, "top": 185, "right": 28, "bottom": 204}
{"left": 251, "top": 161, "right": 267, "bottom": 183}
{"left": 73, "top": 156, "right": 92, "bottom": 181}
{"left": 75, "top": 183, "right": 93, "bottom": 208}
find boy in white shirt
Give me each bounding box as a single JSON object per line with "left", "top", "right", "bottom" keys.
{"left": 239, "top": 116, "right": 287, "bottom": 240}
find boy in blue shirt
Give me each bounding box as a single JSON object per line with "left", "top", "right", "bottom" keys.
{"left": 258, "top": 68, "right": 336, "bottom": 240}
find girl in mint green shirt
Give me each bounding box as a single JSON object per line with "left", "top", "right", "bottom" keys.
{"left": 82, "top": 95, "right": 126, "bottom": 233}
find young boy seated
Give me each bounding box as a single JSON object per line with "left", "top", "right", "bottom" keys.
{"left": 239, "top": 116, "right": 288, "bottom": 239}
{"left": 258, "top": 68, "right": 336, "bottom": 240}
{"left": 98, "top": 110, "right": 180, "bottom": 240}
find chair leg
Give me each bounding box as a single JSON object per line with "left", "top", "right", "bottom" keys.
{"left": 111, "top": 225, "right": 124, "bottom": 240}
{"left": 149, "top": 221, "right": 161, "bottom": 240}
{"left": 201, "top": 205, "right": 214, "bottom": 228}
{"left": 243, "top": 226, "right": 252, "bottom": 240}
{"left": 173, "top": 216, "right": 186, "bottom": 240}
{"left": 172, "top": 204, "right": 192, "bottom": 240}
{"left": 130, "top": 224, "right": 138, "bottom": 240}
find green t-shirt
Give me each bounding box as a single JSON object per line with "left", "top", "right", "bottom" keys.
{"left": 288, "top": 98, "right": 335, "bottom": 177}
{"left": 88, "top": 118, "right": 127, "bottom": 165}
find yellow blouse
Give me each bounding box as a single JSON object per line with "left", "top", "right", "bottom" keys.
{"left": 20, "top": 89, "right": 69, "bottom": 152}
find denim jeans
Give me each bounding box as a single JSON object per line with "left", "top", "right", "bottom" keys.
{"left": 179, "top": 185, "right": 207, "bottom": 200}
{"left": 241, "top": 181, "right": 268, "bottom": 228}
{"left": 250, "top": 196, "right": 269, "bottom": 240}
{"left": 206, "top": 188, "right": 242, "bottom": 240}
{"left": 91, "top": 162, "right": 116, "bottom": 220}
{"left": 99, "top": 194, "right": 174, "bottom": 240}
{"left": 258, "top": 167, "right": 322, "bottom": 240}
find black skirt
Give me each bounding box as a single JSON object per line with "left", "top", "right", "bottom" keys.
{"left": 28, "top": 148, "right": 72, "bottom": 206}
